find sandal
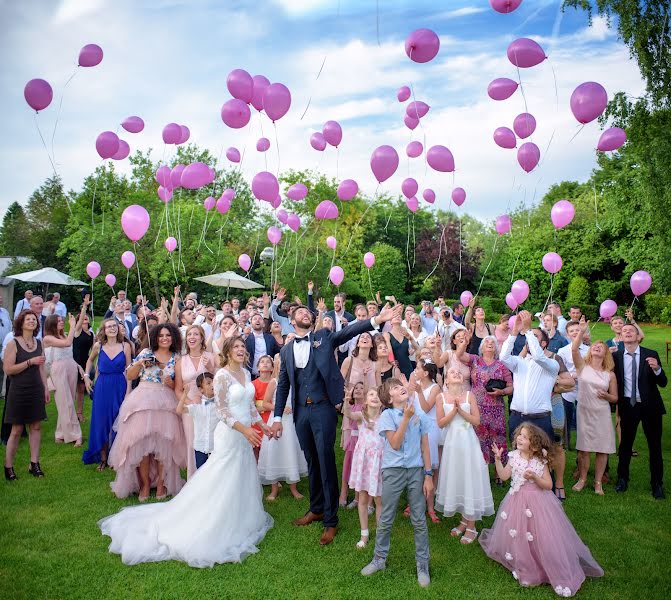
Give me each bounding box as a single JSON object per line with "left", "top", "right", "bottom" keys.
{"left": 346, "top": 499, "right": 358, "bottom": 510}
{"left": 554, "top": 487, "right": 566, "bottom": 502}
{"left": 451, "top": 519, "right": 468, "bottom": 537}
{"left": 403, "top": 505, "right": 411, "bottom": 517}
{"left": 96, "top": 460, "right": 108, "bottom": 472}
{"left": 461, "top": 528, "right": 479, "bottom": 544}
{"left": 428, "top": 510, "right": 441, "bottom": 524}
{"left": 356, "top": 530, "right": 369, "bottom": 549}
{"left": 594, "top": 481, "right": 605, "bottom": 496}
{"left": 572, "top": 478, "right": 587, "bottom": 492}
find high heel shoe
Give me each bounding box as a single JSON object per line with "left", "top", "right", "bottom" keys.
{"left": 4, "top": 466, "right": 17, "bottom": 481}
{"left": 594, "top": 481, "right": 605, "bottom": 496}
{"left": 28, "top": 462, "right": 44, "bottom": 478}
{"left": 572, "top": 478, "right": 587, "bottom": 492}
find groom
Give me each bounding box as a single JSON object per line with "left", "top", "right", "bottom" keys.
{"left": 271, "top": 301, "right": 401, "bottom": 545}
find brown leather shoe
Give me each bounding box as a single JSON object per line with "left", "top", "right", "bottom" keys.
{"left": 319, "top": 526, "right": 337, "bottom": 545}
{"left": 292, "top": 511, "right": 324, "bottom": 526}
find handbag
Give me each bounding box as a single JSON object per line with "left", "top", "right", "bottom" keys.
{"left": 484, "top": 378, "right": 506, "bottom": 393}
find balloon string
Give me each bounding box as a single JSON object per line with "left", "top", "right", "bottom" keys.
{"left": 125, "top": 268, "right": 130, "bottom": 297}
{"left": 423, "top": 224, "right": 447, "bottom": 285}
{"left": 90, "top": 165, "right": 101, "bottom": 230}
{"left": 188, "top": 203, "right": 195, "bottom": 233}
{"left": 51, "top": 66, "right": 77, "bottom": 167}
{"left": 367, "top": 268, "right": 374, "bottom": 300}
{"left": 154, "top": 208, "right": 166, "bottom": 246}
{"left": 335, "top": 146, "right": 339, "bottom": 181}
{"left": 34, "top": 113, "right": 58, "bottom": 177}
{"left": 568, "top": 124, "right": 585, "bottom": 143}
{"left": 541, "top": 273, "right": 555, "bottom": 315}
{"left": 475, "top": 235, "right": 499, "bottom": 297}
{"left": 510, "top": 249, "right": 522, "bottom": 283}
{"left": 412, "top": 213, "right": 416, "bottom": 270}
{"left": 250, "top": 229, "right": 262, "bottom": 268}
{"left": 405, "top": 214, "right": 411, "bottom": 274}
{"left": 343, "top": 182, "right": 378, "bottom": 256}
{"left": 293, "top": 233, "right": 300, "bottom": 278}
{"left": 592, "top": 184, "right": 603, "bottom": 231}
{"left": 134, "top": 243, "right": 151, "bottom": 343}
{"left": 514, "top": 60, "right": 529, "bottom": 116}
{"left": 299, "top": 54, "right": 328, "bottom": 121}
{"left": 458, "top": 209, "right": 462, "bottom": 282}
{"left": 90, "top": 279, "right": 95, "bottom": 326}
{"left": 375, "top": 0, "right": 380, "bottom": 45}
{"left": 273, "top": 121, "right": 281, "bottom": 178}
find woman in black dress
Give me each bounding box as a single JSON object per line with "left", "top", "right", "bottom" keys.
{"left": 72, "top": 296, "right": 94, "bottom": 422}
{"left": 3, "top": 310, "right": 49, "bottom": 480}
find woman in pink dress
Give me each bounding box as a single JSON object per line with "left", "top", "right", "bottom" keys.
{"left": 174, "top": 324, "right": 217, "bottom": 479}
{"left": 480, "top": 423, "right": 603, "bottom": 596}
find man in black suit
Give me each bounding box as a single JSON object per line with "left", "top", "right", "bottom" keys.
{"left": 271, "top": 302, "right": 401, "bottom": 545}
{"left": 614, "top": 323, "right": 667, "bottom": 499}
{"left": 244, "top": 313, "right": 279, "bottom": 377}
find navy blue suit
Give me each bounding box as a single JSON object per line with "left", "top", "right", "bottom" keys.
{"left": 275, "top": 318, "right": 376, "bottom": 527}
{"left": 244, "top": 332, "right": 280, "bottom": 373}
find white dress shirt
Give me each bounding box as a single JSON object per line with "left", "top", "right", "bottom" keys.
{"left": 557, "top": 342, "right": 589, "bottom": 404}
{"left": 501, "top": 331, "right": 559, "bottom": 415}
{"left": 556, "top": 315, "right": 568, "bottom": 337}
{"left": 54, "top": 301, "right": 67, "bottom": 318}
{"left": 0, "top": 308, "right": 12, "bottom": 348}
{"left": 186, "top": 396, "right": 219, "bottom": 453}
{"left": 292, "top": 334, "right": 312, "bottom": 369}
{"left": 1, "top": 332, "right": 14, "bottom": 361}
{"left": 438, "top": 319, "right": 466, "bottom": 352}
{"left": 14, "top": 298, "right": 31, "bottom": 318}
{"left": 623, "top": 346, "right": 641, "bottom": 403}
{"left": 252, "top": 331, "right": 267, "bottom": 375}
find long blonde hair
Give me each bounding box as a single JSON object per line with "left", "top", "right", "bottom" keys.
{"left": 585, "top": 341, "right": 614, "bottom": 371}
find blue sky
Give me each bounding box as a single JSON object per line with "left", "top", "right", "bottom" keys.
{"left": 0, "top": 0, "right": 644, "bottom": 222}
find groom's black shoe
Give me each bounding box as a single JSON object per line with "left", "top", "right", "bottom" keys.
{"left": 615, "top": 479, "right": 628, "bottom": 493}
{"left": 293, "top": 511, "right": 324, "bottom": 526}
{"left": 652, "top": 484, "right": 665, "bottom": 500}
{"left": 319, "top": 527, "right": 337, "bottom": 546}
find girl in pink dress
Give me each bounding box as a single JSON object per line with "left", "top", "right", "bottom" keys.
{"left": 480, "top": 423, "right": 603, "bottom": 597}
{"left": 346, "top": 388, "right": 384, "bottom": 549}
{"left": 340, "top": 382, "right": 364, "bottom": 507}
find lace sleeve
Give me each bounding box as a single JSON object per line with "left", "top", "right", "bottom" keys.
{"left": 214, "top": 370, "right": 238, "bottom": 429}
{"left": 248, "top": 371, "right": 263, "bottom": 424}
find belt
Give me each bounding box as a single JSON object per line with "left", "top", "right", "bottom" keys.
{"left": 511, "top": 410, "right": 551, "bottom": 419}
{"left": 305, "top": 396, "right": 326, "bottom": 405}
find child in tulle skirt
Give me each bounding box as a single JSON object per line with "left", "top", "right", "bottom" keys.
{"left": 340, "top": 382, "right": 364, "bottom": 508}
{"left": 480, "top": 422, "right": 604, "bottom": 597}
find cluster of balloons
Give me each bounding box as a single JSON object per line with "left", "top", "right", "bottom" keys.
{"left": 162, "top": 123, "right": 190, "bottom": 145}
{"left": 310, "top": 120, "right": 343, "bottom": 151}
{"left": 570, "top": 82, "right": 627, "bottom": 152}
{"left": 505, "top": 280, "right": 530, "bottom": 311}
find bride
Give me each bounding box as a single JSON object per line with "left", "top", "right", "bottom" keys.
{"left": 99, "top": 336, "right": 273, "bottom": 567}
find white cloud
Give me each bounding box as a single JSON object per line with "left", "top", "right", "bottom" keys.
{"left": 271, "top": 0, "right": 332, "bottom": 17}
{"left": 52, "top": 0, "right": 105, "bottom": 25}
{"left": 434, "top": 7, "right": 487, "bottom": 19}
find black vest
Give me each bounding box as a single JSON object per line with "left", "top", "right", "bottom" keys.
{"left": 295, "top": 352, "right": 328, "bottom": 406}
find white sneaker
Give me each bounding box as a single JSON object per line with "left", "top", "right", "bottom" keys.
{"left": 417, "top": 562, "right": 430, "bottom": 588}
{"left": 361, "top": 557, "right": 386, "bottom": 576}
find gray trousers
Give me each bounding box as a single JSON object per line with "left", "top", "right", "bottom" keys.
{"left": 373, "top": 467, "right": 430, "bottom": 564}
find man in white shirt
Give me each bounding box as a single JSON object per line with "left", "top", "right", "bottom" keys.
{"left": 30, "top": 296, "right": 46, "bottom": 340}
{"left": 0, "top": 295, "right": 12, "bottom": 396}
{"left": 52, "top": 292, "right": 67, "bottom": 318}
{"left": 14, "top": 290, "right": 33, "bottom": 318}
{"left": 548, "top": 302, "right": 568, "bottom": 337}
{"left": 500, "top": 310, "right": 559, "bottom": 443}
{"left": 436, "top": 307, "right": 466, "bottom": 352}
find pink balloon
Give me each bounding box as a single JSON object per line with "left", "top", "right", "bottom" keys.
{"left": 203, "top": 196, "right": 216, "bottom": 211}
{"left": 511, "top": 280, "right": 530, "bottom": 304}
{"left": 181, "top": 162, "right": 212, "bottom": 189}
{"left": 178, "top": 125, "right": 190, "bottom": 145}
{"left": 406, "top": 197, "right": 419, "bottom": 213}
{"left": 162, "top": 123, "right": 181, "bottom": 144}
{"left": 263, "top": 83, "right": 291, "bottom": 121}
{"left": 337, "top": 179, "right": 358, "bottom": 201}
{"left": 251, "top": 75, "right": 270, "bottom": 112}
{"left": 157, "top": 186, "right": 173, "bottom": 203}
{"left": 329, "top": 266, "right": 345, "bottom": 286}
{"left": 226, "top": 69, "right": 253, "bottom": 103}
{"left": 287, "top": 213, "right": 301, "bottom": 232}
{"left": 216, "top": 196, "right": 231, "bottom": 215}
{"left": 496, "top": 214, "right": 512, "bottom": 235}
{"left": 326, "top": 236, "right": 337, "bottom": 250}
{"left": 550, "top": 200, "right": 575, "bottom": 229}
{"left": 121, "top": 251, "right": 135, "bottom": 269}
{"left": 505, "top": 292, "right": 518, "bottom": 311}
{"left": 277, "top": 209, "right": 288, "bottom": 224}
{"left": 508, "top": 315, "right": 517, "bottom": 331}
{"left": 460, "top": 291, "right": 473, "bottom": 307}
{"left": 406, "top": 101, "right": 430, "bottom": 120}
{"left": 397, "top": 86, "right": 411, "bottom": 102}
{"left": 86, "top": 261, "right": 101, "bottom": 279}
{"left": 363, "top": 252, "right": 375, "bottom": 269}
{"left": 542, "top": 252, "right": 563, "bottom": 274}
{"left": 111, "top": 139, "right": 130, "bottom": 161}
{"left": 104, "top": 273, "right": 116, "bottom": 287}
{"left": 221, "top": 98, "right": 251, "bottom": 129}
{"left": 370, "top": 145, "right": 399, "bottom": 183}
{"left": 287, "top": 183, "right": 308, "bottom": 201}
{"left": 517, "top": 142, "right": 540, "bottom": 172}
{"left": 451, "top": 187, "right": 466, "bottom": 207}
{"left": 597, "top": 127, "right": 627, "bottom": 151}
{"left": 487, "top": 77, "right": 519, "bottom": 101}
{"left": 270, "top": 195, "right": 281, "bottom": 209}
{"left": 406, "top": 141, "right": 423, "bottom": 158}
{"left": 513, "top": 113, "right": 536, "bottom": 139}
{"left": 256, "top": 137, "right": 270, "bottom": 152}
{"left": 164, "top": 237, "right": 177, "bottom": 253}
{"left": 121, "top": 116, "right": 144, "bottom": 134}
{"left": 315, "top": 200, "right": 339, "bottom": 220}
{"left": 226, "top": 147, "right": 241, "bottom": 163}
{"left": 267, "top": 226, "right": 282, "bottom": 246}
{"left": 24, "top": 79, "right": 53, "bottom": 112}
{"left": 323, "top": 120, "right": 343, "bottom": 147}
{"left": 405, "top": 28, "right": 440, "bottom": 63}
{"left": 238, "top": 253, "right": 252, "bottom": 271}
{"left": 78, "top": 44, "right": 103, "bottom": 67}
{"left": 252, "top": 171, "right": 279, "bottom": 202}
{"left": 95, "top": 131, "right": 120, "bottom": 160}
{"left": 121, "top": 205, "right": 150, "bottom": 242}
{"left": 490, "top": 0, "right": 523, "bottom": 13}
{"left": 155, "top": 165, "right": 171, "bottom": 187}
{"left": 422, "top": 189, "right": 436, "bottom": 204}
{"left": 170, "top": 164, "right": 185, "bottom": 189}
{"left": 630, "top": 270, "right": 652, "bottom": 296}
{"left": 570, "top": 82, "right": 608, "bottom": 124}
{"left": 310, "top": 132, "right": 327, "bottom": 151}
{"left": 426, "top": 145, "right": 455, "bottom": 172}
{"left": 493, "top": 126, "right": 516, "bottom": 149}
{"left": 404, "top": 115, "right": 419, "bottom": 130}
{"left": 507, "top": 38, "right": 546, "bottom": 68}
{"left": 599, "top": 299, "right": 617, "bottom": 319}
{"left": 402, "top": 177, "right": 418, "bottom": 199}
{"left": 221, "top": 188, "right": 236, "bottom": 202}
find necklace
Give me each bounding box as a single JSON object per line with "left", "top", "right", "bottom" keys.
{"left": 21, "top": 336, "right": 36, "bottom": 351}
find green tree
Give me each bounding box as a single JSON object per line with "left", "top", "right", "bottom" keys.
{"left": 0, "top": 202, "right": 30, "bottom": 256}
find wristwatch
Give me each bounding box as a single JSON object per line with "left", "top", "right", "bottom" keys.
{"left": 424, "top": 469, "right": 433, "bottom": 477}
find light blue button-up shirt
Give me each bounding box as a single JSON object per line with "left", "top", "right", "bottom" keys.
{"left": 377, "top": 408, "right": 430, "bottom": 469}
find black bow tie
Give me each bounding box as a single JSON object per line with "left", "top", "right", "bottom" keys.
{"left": 295, "top": 336, "right": 310, "bottom": 344}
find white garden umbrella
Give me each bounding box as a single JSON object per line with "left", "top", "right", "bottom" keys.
{"left": 7, "top": 267, "right": 86, "bottom": 286}
{"left": 194, "top": 271, "right": 263, "bottom": 298}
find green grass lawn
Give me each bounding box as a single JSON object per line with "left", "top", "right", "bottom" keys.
{"left": 1, "top": 324, "right": 670, "bottom": 599}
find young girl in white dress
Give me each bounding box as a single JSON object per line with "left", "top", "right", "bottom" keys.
{"left": 435, "top": 367, "right": 494, "bottom": 544}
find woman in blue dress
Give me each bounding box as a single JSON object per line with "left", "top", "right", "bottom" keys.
{"left": 82, "top": 319, "right": 132, "bottom": 471}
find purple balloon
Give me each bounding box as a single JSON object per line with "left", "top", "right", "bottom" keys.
{"left": 397, "top": 86, "right": 411, "bottom": 102}
{"left": 121, "top": 205, "right": 150, "bottom": 242}
{"left": 405, "top": 28, "right": 440, "bottom": 63}
{"left": 460, "top": 291, "right": 473, "bottom": 307}
{"left": 286, "top": 183, "right": 308, "bottom": 201}
{"left": 216, "top": 196, "right": 231, "bottom": 215}
{"left": 406, "top": 197, "right": 419, "bottom": 213}
{"left": 270, "top": 195, "right": 281, "bottom": 210}
{"left": 329, "top": 266, "right": 345, "bottom": 286}
{"left": 121, "top": 116, "right": 144, "bottom": 134}
{"left": 505, "top": 293, "right": 518, "bottom": 311}
{"left": 599, "top": 299, "right": 617, "bottom": 319}
{"left": 337, "top": 179, "right": 358, "bottom": 201}
{"left": 157, "top": 186, "right": 173, "bottom": 203}
{"left": 315, "top": 200, "right": 339, "bottom": 220}
{"left": 170, "top": 164, "right": 185, "bottom": 189}
{"left": 487, "top": 77, "right": 519, "bottom": 101}
{"left": 256, "top": 137, "right": 271, "bottom": 152}
{"left": 78, "top": 44, "right": 103, "bottom": 67}
{"left": 121, "top": 251, "right": 135, "bottom": 269}
{"left": 251, "top": 75, "right": 270, "bottom": 112}
{"left": 451, "top": 187, "right": 466, "bottom": 207}
{"left": 277, "top": 209, "right": 289, "bottom": 224}
{"left": 513, "top": 113, "right": 536, "bottom": 139}
{"left": 370, "top": 145, "right": 399, "bottom": 183}
{"left": 597, "top": 127, "right": 627, "bottom": 152}
{"left": 422, "top": 189, "right": 436, "bottom": 204}
{"left": 203, "top": 196, "right": 216, "bottom": 211}
{"left": 406, "top": 141, "right": 423, "bottom": 158}
{"left": 287, "top": 213, "right": 301, "bottom": 232}
{"left": 551, "top": 200, "right": 575, "bottom": 229}
{"left": 86, "top": 261, "right": 101, "bottom": 279}
{"left": 517, "top": 142, "right": 540, "bottom": 173}
{"left": 630, "top": 270, "right": 652, "bottom": 296}
{"left": 496, "top": 214, "right": 512, "bottom": 235}
{"left": 263, "top": 83, "right": 291, "bottom": 121}
{"left": 155, "top": 165, "right": 171, "bottom": 187}
{"left": 490, "top": 0, "right": 523, "bottom": 13}
{"left": 178, "top": 125, "right": 190, "bottom": 145}
{"left": 493, "top": 127, "right": 517, "bottom": 149}
{"left": 542, "top": 252, "right": 563, "bottom": 274}
{"left": 226, "top": 69, "right": 253, "bottom": 103}
{"left": 162, "top": 123, "right": 181, "bottom": 144}
{"left": 164, "top": 237, "right": 177, "bottom": 253}
{"left": 238, "top": 253, "right": 252, "bottom": 271}
{"left": 406, "top": 101, "right": 430, "bottom": 120}
{"left": 507, "top": 38, "right": 546, "bottom": 68}
{"left": 364, "top": 252, "right": 375, "bottom": 269}
{"left": 511, "top": 279, "right": 529, "bottom": 304}
{"left": 404, "top": 115, "right": 419, "bottom": 130}
{"left": 221, "top": 188, "right": 236, "bottom": 203}
{"left": 322, "top": 120, "right": 343, "bottom": 147}
{"left": 111, "top": 139, "right": 130, "bottom": 161}
{"left": 326, "top": 236, "right": 337, "bottom": 250}
{"left": 426, "top": 145, "right": 455, "bottom": 173}
{"left": 570, "top": 82, "right": 608, "bottom": 124}
{"left": 181, "top": 162, "right": 212, "bottom": 190}
{"left": 105, "top": 273, "right": 116, "bottom": 288}
{"left": 310, "top": 132, "right": 327, "bottom": 151}
{"left": 95, "top": 131, "right": 120, "bottom": 160}
{"left": 267, "top": 225, "right": 282, "bottom": 245}
{"left": 252, "top": 171, "right": 279, "bottom": 202}
{"left": 24, "top": 79, "right": 53, "bottom": 112}
{"left": 226, "top": 147, "right": 241, "bottom": 163}
{"left": 401, "top": 177, "right": 418, "bottom": 199}
{"left": 221, "top": 98, "right": 251, "bottom": 129}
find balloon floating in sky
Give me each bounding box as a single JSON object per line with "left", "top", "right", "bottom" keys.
{"left": 505, "top": 293, "right": 518, "bottom": 311}
{"left": 251, "top": 75, "right": 270, "bottom": 112}
{"left": 490, "top": 0, "right": 523, "bottom": 13}
{"left": 397, "top": 86, "right": 411, "bottom": 102}
{"left": 337, "top": 179, "right": 358, "bottom": 201}
{"left": 155, "top": 165, "right": 171, "bottom": 188}
{"left": 370, "top": 145, "right": 399, "bottom": 183}
{"left": 105, "top": 274, "right": 116, "bottom": 287}
{"left": 487, "top": 77, "right": 518, "bottom": 101}
{"left": 405, "top": 28, "right": 440, "bottom": 63}
{"left": 315, "top": 200, "right": 339, "bottom": 220}
{"left": 513, "top": 113, "right": 536, "bottom": 139}
{"left": 121, "top": 116, "right": 144, "bottom": 134}
{"left": 227, "top": 69, "right": 253, "bottom": 104}
{"left": 203, "top": 196, "right": 216, "bottom": 211}
{"left": 221, "top": 98, "right": 251, "bottom": 129}
{"left": 426, "top": 145, "right": 455, "bottom": 172}
{"left": 364, "top": 252, "right": 375, "bottom": 268}
{"left": 406, "top": 196, "right": 419, "bottom": 213}
{"left": 630, "top": 270, "right": 652, "bottom": 296}
{"left": 96, "top": 131, "right": 120, "bottom": 160}
{"left": 404, "top": 115, "right": 419, "bottom": 130}
{"left": 287, "top": 213, "right": 301, "bottom": 232}
{"left": 86, "top": 262, "right": 101, "bottom": 279}
{"left": 597, "top": 127, "right": 627, "bottom": 151}
{"left": 511, "top": 279, "right": 530, "bottom": 304}
{"left": 267, "top": 226, "right": 282, "bottom": 246}
{"left": 507, "top": 38, "right": 546, "bottom": 68}
{"left": 406, "top": 101, "right": 430, "bottom": 120}
{"left": 226, "top": 147, "right": 241, "bottom": 163}
{"left": 517, "top": 142, "right": 540, "bottom": 172}
{"left": 238, "top": 254, "right": 252, "bottom": 271}
{"left": 322, "top": 120, "right": 342, "bottom": 147}
{"left": 121, "top": 251, "right": 135, "bottom": 269}
{"left": 256, "top": 137, "right": 270, "bottom": 152}
{"left": 452, "top": 188, "right": 466, "bottom": 207}
{"left": 406, "top": 141, "right": 423, "bottom": 158}
{"left": 162, "top": 123, "right": 181, "bottom": 144}
{"left": 277, "top": 209, "right": 288, "bottom": 224}
{"left": 329, "top": 266, "right": 345, "bottom": 286}
{"left": 164, "top": 237, "right": 177, "bottom": 253}
{"left": 78, "top": 44, "right": 103, "bottom": 67}
{"left": 494, "top": 127, "right": 516, "bottom": 149}
{"left": 181, "top": 162, "right": 213, "bottom": 189}
{"left": 121, "top": 205, "right": 151, "bottom": 242}
{"left": 170, "top": 164, "right": 185, "bottom": 189}
{"left": 252, "top": 171, "right": 279, "bottom": 202}
{"left": 326, "top": 236, "right": 337, "bottom": 250}
{"left": 460, "top": 290, "right": 473, "bottom": 307}
{"left": 24, "top": 78, "right": 53, "bottom": 112}
{"left": 287, "top": 182, "right": 308, "bottom": 201}
{"left": 550, "top": 200, "right": 575, "bottom": 229}
{"left": 157, "top": 186, "right": 172, "bottom": 203}
{"left": 422, "top": 189, "right": 436, "bottom": 204}
{"left": 542, "top": 252, "right": 563, "bottom": 274}
{"left": 570, "top": 82, "right": 608, "bottom": 124}
{"left": 496, "top": 214, "right": 512, "bottom": 235}
{"left": 263, "top": 83, "right": 291, "bottom": 121}
{"left": 310, "top": 132, "right": 327, "bottom": 151}
{"left": 599, "top": 299, "right": 617, "bottom": 319}
{"left": 111, "top": 140, "right": 130, "bottom": 161}
{"left": 401, "top": 177, "right": 418, "bottom": 199}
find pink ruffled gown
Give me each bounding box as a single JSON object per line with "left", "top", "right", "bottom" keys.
{"left": 348, "top": 415, "right": 383, "bottom": 497}
{"left": 479, "top": 450, "right": 603, "bottom": 596}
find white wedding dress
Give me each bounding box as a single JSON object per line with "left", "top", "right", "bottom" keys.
{"left": 99, "top": 369, "right": 273, "bottom": 567}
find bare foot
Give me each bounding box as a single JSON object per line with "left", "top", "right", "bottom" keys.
{"left": 291, "top": 490, "right": 304, "bottom": 500}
